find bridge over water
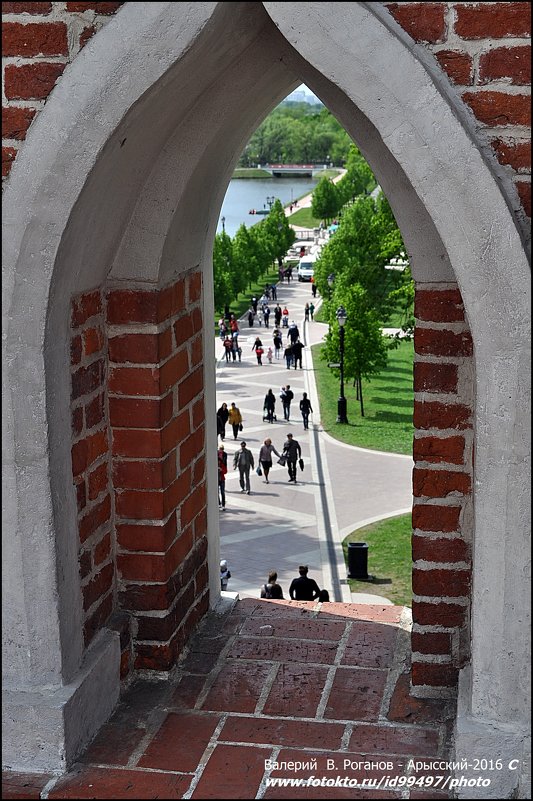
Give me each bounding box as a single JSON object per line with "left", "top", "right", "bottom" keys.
{"left": 263, "top": 163, "right": 328, "bottom": 177}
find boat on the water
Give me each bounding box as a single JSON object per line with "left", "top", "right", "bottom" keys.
{"left": 248, "top": 208, "right": 269, "bottom": 215}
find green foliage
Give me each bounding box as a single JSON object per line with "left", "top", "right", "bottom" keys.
{"left": 343, "top": 515, "right": 412, "bottom": 606}
{"left": 312, "top": 338, "right": 414, "bottom": 454}
{"left": 337, "top": 144, "right": 376, "bottom": 204}
{"left": 311, "top": 177, "right": 341, "bottom": 224}
{"left": 259, "top": 198, "right": 296, "bottom": 268}
{"left": 239, "top": 104, "right": 354, "bottom": 166}
{"left": 313, "top": 193, "right": 407, "bottom": 321}
{"left": 321, "top": 283, "right": 389, "bottom": 414}
{"left": 212, "top": 204, "right": 295, "bottom": 314}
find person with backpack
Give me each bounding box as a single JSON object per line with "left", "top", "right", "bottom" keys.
{"left": 260, "top": 570, "right": 284, "bottom": 599}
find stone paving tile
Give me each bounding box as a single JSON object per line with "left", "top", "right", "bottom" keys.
{"left": 387, "top": 673, "right": 456, "bottom": 725}
{"left": 262, "top": 663, "right": 330, "bottom": 718}
{"left": 228, "top": 636, "right": 338, "bottom": 664}
{"left": 48, "top": 767, "right": 192, "bottom": 798}
{"left": 78, "top": 721, "right": 146, "bottom": 765}
{"left": 106, "top": 678, "right": 172, "bottom": 726}
{"left": 324, "top": 667, "right": 388, "bottom": 722}
{"left": 219, "top": 715, "right": 345, "bottom": 750}
{"left": 191, "top": 744, "right": 270, "bottom": 799}
{"left": 340, "top": 622, "right": 399, "bottom": 669}
{"left": 268, "top": 748, "right": 397, "bottom": 786}
{"left": 1, "top": 772, "right": 52, "bottom": 799}
{"left": 348, "top": 723, "right": 440, "bottom": 757}
{"left": 169, "top": 673, "right": 208, "bottom": 709}
{"left": 317, "top": 603, "right": 404, "bottom": 624}
{"left": 201, "top": 660, "right": 273, "bottom": 713}
{"left": 138, "top": 711, "right": 221, "bottom": 772}
{"left": 240, "top": 616, "right": 346, "bottom": 641}
{"left": 4, "top": 599, "right": 455, "bottom": 800}
{"left": 248, "top": 599, "right": 319, "bottom": 617}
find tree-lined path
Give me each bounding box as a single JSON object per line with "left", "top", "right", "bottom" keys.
{"left": 215, "top": 275, "right": 412, "bottom": 603}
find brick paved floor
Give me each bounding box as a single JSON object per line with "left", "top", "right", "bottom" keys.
{"left": 2, "top": 599, "right": 456, "bottom": 800}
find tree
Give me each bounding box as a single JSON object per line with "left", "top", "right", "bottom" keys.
{"left": 337, "top": 144, "right": 376, "bottom": 204}
{"left": 322, "top": 283, "right": 388, "bottom": 416}
{"left": 260, "top": 199, "right": 295, "bottom": 270}
{"left": 212, "top": 231, "right": 233, "bottom": 313}
{"left": 313, "top": 193, "right": 407, "bottom": 322}
{"left": 311, "top": 177, "right": 341, "bottom": 225}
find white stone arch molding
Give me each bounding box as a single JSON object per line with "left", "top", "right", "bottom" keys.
{"left": 2, "top": 0, "right": 529, "bottom": 772}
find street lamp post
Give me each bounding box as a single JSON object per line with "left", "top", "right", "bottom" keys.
{"left": 336, "top": 305, "right": 348, "bottom": 424}
{"left": 221, "top": 216, "right": 225, "bottom": 232}
{"left": 266, "top": 195, "right": 275, "bottom": 210}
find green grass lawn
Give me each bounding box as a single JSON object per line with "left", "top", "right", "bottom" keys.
{"left": 213, "top": 267, "right": 281, "bottom": 330}
{"left": 232, "top": 167, "right": 272, "bottom": 178}
{"left": 343, "top": 514, "right": 412, "bottom": 607}
{"left": 287, "top": 207, "right": 321, "bottom": 228}
{"left": 312, "top": 338, "right": 414, "bottom": 454}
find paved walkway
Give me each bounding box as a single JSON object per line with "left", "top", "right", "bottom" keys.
{"left": 3, "top": 598, "right": 455, "bottom": 799}
{"left": 216, "top": 276, "right": 412, "bottom": 604}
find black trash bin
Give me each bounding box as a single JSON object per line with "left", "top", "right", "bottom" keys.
{"left": 348, "top": 542, "right": 369, "bottom": 579}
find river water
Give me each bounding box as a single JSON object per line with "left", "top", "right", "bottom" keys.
{"left": 217, "top": 177, "right": 318, "bottom": 238}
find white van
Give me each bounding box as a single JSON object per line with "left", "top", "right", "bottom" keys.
{"left": 297, "top": 252, "right": 318, "bottom": 281}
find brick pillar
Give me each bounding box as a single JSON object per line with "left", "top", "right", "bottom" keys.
{"left": 107, "top": 272, "right": 209, "bottom": 671}
{"left": 70, "top": 289, "right": 115, "bottom": 648}
{"left": 411, "top": 284, "right": 474, "bottom": 693}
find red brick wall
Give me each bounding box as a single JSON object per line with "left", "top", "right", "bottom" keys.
{"left": 70, "top": 272, "right": 209, "bottom": 675}
{"left": 385, "top": 2, "right": 531, "bottom": 222}
{"left": 3, "top": 2, "right": 530, "bottom": 227}
{"left": 70, "top": 289, "right": 114, "bottom": 649}
{"left": 108, "top": 273, "right": 209, "bottom": 671}
{"left": 411, "top": 284, "right": 474, "bottom": 689}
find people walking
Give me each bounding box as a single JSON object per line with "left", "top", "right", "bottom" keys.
{"left": 292, "top": 339, "right": 304, "bottom": 369}
{"left": 289, "top": 565, "right": 321, "bottom": 601}
{"left": 274, "top": 304, "right": 282, "bottom": 327}
{"left": 252, "top": 335, "right": 264, "bottom": 365}
{"left": 273, "top": 330, "right": 283, "bottom": 359}
{"left": 217, "top": 444, "right": 227, "bottom": 510}
{"left": 217, "top": 402, "right": 229, "bottom": 440}
{"left": 248, "top": 307, "right": 254, "bottom": 327}
{"left": 284, "top": 344, "right": 293, "bottom": 369}
{"left": 223, "top": 335, "right": 233, "bottom": 362}
{"left": 267, "top": 346, "right": 273, "bottom": 364}
{"left": 288, "top": 322, "right": 300, "bottom": 344}
{"left": 299, "top": 392, "right": 313, "bottom": 430}
{"left": 220, "top": 559, "right": 231, "bottom": 591}
{"left": 258, "top": 437, "right": 281, "bottom": 483}
{"left": 280, "top": 385, "right": 294, "bottom": 421}
{"left": 263, "top": 389, "right": 276, "bottom": 423}
{"left": 311, "top": 281, "right": 317, "bottom": 298}
{"left": 282, "top": 432, "right": 301, "bottom": 483}
{"left": 260, "top": 570, "right": 284, "bottom": 599}
{"left": 233, "top": 440, "right": 254, "bottom": 494}
{"left": 304, "top": 302, "right": 310, "bottom": 321}
{"left": 228, "top": 402, "right": 243, "bottom": 440}
{"left": 309, "top": 302, "right": 315, "bottom": 320}
{"left": 263, "top": 304, "right": 271, "bottom": 328}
